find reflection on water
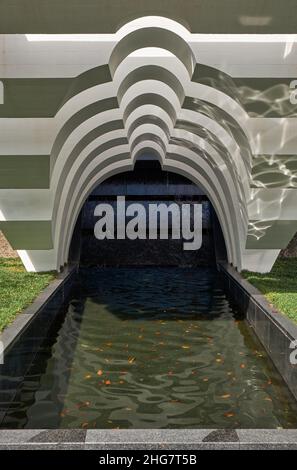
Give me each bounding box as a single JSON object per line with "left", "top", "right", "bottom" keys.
{"left": 2, "top": 268, "right": 297, "bottom": 429}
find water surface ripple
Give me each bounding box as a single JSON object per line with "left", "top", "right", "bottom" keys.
{"left": 3, "top": 267, "right": 297, "bottom": 429}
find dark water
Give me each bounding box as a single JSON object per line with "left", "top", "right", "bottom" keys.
{"left": 2, "top": 267, "right": 297, "bottom": 429}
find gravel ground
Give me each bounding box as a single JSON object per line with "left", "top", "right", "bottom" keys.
{"left": 281, "top": 232, "right": 297, "bottom": 257}
{"left": 0, "top": 231, "right": 18, "bottom": 258}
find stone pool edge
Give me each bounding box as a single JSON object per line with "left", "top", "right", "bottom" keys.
{"left": 0, "top": 264, "right": 77, "bottom": 355}
{"left": 0, "top": 429, "right": 297, "bottom": 450}
{"left": 219, "top": 263, "right": 297, "bottom": 402}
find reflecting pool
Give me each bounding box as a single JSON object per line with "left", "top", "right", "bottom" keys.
{"left": 1, "top": 267, "right": 297, "bottom": 429}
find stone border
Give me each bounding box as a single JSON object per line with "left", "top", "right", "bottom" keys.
{"left": 0, "top": 429, "right": 296, "bottom": 450}
{"left": 0, "top": 265, "right": 77, "bottom": 355}
{"left": 219, "top": 263, "right": 297, "bottom": 401}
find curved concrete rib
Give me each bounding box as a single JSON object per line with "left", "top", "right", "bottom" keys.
{"left": 109, "top": 27, "right": 195, "bottom": 78}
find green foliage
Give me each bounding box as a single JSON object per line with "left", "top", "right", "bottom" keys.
{"left": 242, "top": 258, "right": 297, "bottom": 323}
{"left": 0, "top": 257, "right": 54, "bottom": 332}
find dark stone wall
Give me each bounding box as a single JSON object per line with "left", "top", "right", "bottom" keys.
{"left": 78, "top": 161, "right": 224, "bottom": 267}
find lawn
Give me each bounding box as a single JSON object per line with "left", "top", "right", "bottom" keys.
{"left": 242, "top": 258, "right": 297, "bottom": 324}
{"left": 0, "top": 258, "right": 54, "bottom": 332}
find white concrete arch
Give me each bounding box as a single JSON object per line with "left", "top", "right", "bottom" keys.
{"left": 52, "top": 129, "right": 128, "bottom": 230}
{"left": 172, "top": 117, "right": 250, "bottom": 205}
{"left": 109, "top": 27, "right": 195, "bottom": 78}
{"left": 130, "top": 141, "right": 166, "bottom": 162}
{"left": 47, "top": 22, "right": 195, "bottom": 193}
{"left": 5, "top": 16, "right": 284, "bottom": 274}
{"left": 123, "top": 109, "right": 249, "bottom": 231}
{"left": 163, "top": 157, "right": 236, "bottom": 265}
{"left": 0, "top": 59, "right": 251, "bottom": 166}
{"left": 169, "top": 130, "right": 247, "bottom": 221}
{"left": 127, "top": 105, "right": 250, "bottom": 197}
{"left": 185, "top": 83, "right": 252, "bottom": 148}
{"left": 120, "top": 81, "right": 181, "bottom": 112}
{"left": 50, "top": 83, "right": 180, "bottom": 194}
{"left": 115, "top": 16, "right": 192, "bottom": 40}
{"left": 51, "top": 88, "right": 248, "bottom": 200}
{"left": 166, "top": 146, "right": 242, "bottom": 265}
{"left": 61, "top": 147, "right": 238, "bottom": 270}
{"left": 51, "top": 95, "right": 178, "bottom": 232}
{"left": 125, "top": 106, "right": 174, "bottom": 132}
{"left": 115, "top": 63, "right": 186, "bottom": 104}
{"left": 51, "top": 89, "right": 181, "bottom": 237}
{"left": 53, "top": 82, "right": 116, "bottom": 144}
{"left": 128, "top": 124, "right": 170, "bottom": 147}
{"left": 56, "top": 124, "right": 240, "bottom": 268}
{"left": 51, "top": 86, "right": 250, "bottom": 270}
{"left": 49, "top": 72, "right": 252, "bottom": 205}
{"left": 47, "top": 32, "right": 255, "bottom": 246}
{"left": 179, "top": 108, "right": 251, "bottom": 174}
{"left": 60, "top": 156, "right": 135, "bottom": 266}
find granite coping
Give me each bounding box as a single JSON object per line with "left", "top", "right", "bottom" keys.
{"left": 0, "top": 264, "right": 77, "bottom": 354}
{"left": 219, "top": 263, "right": 297, "bottom": 341}
{"left": 0, "top": 429, "right": 296, "bottom": 450}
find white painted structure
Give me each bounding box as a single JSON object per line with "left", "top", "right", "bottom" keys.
{"left": 0, "top": 17, "right": 297, "bottom": 272}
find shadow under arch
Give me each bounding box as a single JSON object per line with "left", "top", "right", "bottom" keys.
{"left": 68, "top": 156, "right": 228, "bottom": 272}
{"left": 58, "top": 145, "right": 237, "bottom": 270}
{"left": 63, "top": 150, "right": 233, "bottom": 273}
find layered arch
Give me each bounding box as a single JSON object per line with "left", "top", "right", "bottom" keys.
{"left": 2, "top": 16, "right": 289, "bottom": 274}
{"left": 48, "top": 19, "right": 252, "bottom": 272}
{"left": 109, "top": 27, "right": 195, "bottom": 77}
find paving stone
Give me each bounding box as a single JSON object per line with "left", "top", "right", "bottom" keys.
{"left": 29, "top": 429, "right": 86, "bottom": 443}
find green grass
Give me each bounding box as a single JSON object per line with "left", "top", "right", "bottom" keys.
{"left": 242, "top": 258, "right": 297, "bottom": 324}
{"left": 0, "top": 258, "right": 55, "bottom": 332}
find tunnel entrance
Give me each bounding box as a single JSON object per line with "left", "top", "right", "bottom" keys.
{"left": 69, "top": 159, "right": 227, "bottom": 267}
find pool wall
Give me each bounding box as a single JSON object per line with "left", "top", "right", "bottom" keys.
{"left": 220, "top": 263, "right": 297, "bottom": 401}
{"left": 0, "top": 265, "right": 77, "bottom": 356}
{"left": 0, "top": 265, "right": 77, "bottom": 426}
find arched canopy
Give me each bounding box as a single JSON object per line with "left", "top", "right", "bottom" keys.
{"left": 46, "top": 19, "right": 252, "bottom": 271}
{"left": 3, "top": 16, "right": 291, "bottom": 274}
